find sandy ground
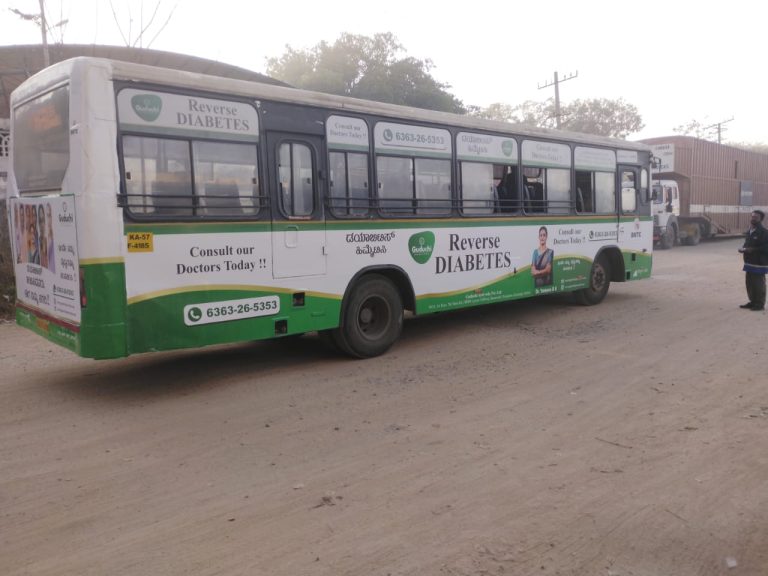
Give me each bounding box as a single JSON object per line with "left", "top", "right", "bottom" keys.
{"left": 1, "top": 238, "right": 767, "bottom": 576}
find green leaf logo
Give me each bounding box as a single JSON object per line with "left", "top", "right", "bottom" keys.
{"left": 408, "top": 231, "right": 435, "bottom": 264}
{"left": 131, "top": 94, "right": 162, "bottom": 122}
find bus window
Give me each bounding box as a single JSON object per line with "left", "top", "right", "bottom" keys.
{"left": 123, "top": 135, "right": 193, "bottom": 216}
{"left": 329, "top": 151, "right": 369, "bottom": 217}
{"left": 278, "top": 142, "right": 314, "bottom": 217}
{"left": 521, "top": 140, "right": 571, "bottom": 214}
{"left": 523, "top": 166, "right": 570, "bottom": 213}
{"left": 193, "top": 141, "right": 260, "bottom": 217}
{"left": 621, "top": 170, "right": 637, "bottom": 213}
{"left": 546, "top": 169, "right": 570, "bottom": 214}
{"left": 377, "top": 156, "right": 413, "bottom": 215}
{"left": 640, "top": 168, "right": 649, "bottom": 203}
{"left": 12, "top": 85, "right": 70, "bottom": 194}
{"left": 575, "top": 171, "right": 594, "bottom": 213}
{"left": 496, "top": 165, "right": 520, "bottom": 213}
{"left": 376, "top": 155, "right": 451, "bottom": 216}
{"left": 595, "top": 172, "right": 616, "bottom": 214}
{"left": 576, "top": 170, "right": 616, "bottom": 214}
{"left": 460, "top": 162, "right": 495, "bottom": 215}
{"left": 523, "top": 167, "right": 571, "bottom": 214}
{"left": 415, "top": 158, "right": 451, "bottom": 216}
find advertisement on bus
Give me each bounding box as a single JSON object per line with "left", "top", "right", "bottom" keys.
{"left": 9, "top": 197, "right": 81, "bottom": 324}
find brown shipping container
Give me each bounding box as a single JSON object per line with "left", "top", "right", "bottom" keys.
{"left": 640, "top": 136, "right": 768, "bottom": 234}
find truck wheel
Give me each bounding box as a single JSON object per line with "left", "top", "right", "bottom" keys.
{"left": 575, "top": 256, "right": 611, "bottom": 306}
{"left": 684, "top": 224, "right": 701, "bottom": 246}
{"left": 660, "top": 226, "right": 675, "bottom": 249}
{"left": 332, "top": 274, "right": 403, "bottom": 358}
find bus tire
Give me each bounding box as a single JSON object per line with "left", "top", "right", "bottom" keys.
{"left": 575, "top": 256, "right": 611, "bottom": 306}
{"left": 333, "top": 274, "right": 403, "bottom": 358}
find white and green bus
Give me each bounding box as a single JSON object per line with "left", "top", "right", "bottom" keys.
{"left": 7, "top": 57, "right": 653, "bottom": 359}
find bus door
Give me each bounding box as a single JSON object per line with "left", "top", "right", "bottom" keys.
{"left": 266, "top": 132, "right": 327, "bottom": 278}
{"left": 617, "top": 164, "right": 640, "bottom": 239}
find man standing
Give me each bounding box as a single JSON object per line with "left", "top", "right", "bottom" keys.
{"left": 738, "top": 209, "right": 768, "bottom": 311}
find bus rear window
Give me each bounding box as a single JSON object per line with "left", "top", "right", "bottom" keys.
{"left": 13, "top": 85, "right": 70, "bottom": 193}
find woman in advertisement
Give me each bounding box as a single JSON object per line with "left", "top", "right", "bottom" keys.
{"left": 46, "top": 203, "right": 56, "bottom": 273}
{"left": 38, "top": 206, "right": 48, "bottom": 269}
{"left": 531, "top": 226, "right": 554, "bottom": 288}
{"left": 27, "top": 205, "right": 40, "bottom": 265}
{"left": 18, "top": 205, "right": 27, "bottom": 264}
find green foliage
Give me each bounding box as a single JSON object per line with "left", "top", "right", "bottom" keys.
{"left": 469, "top": 98, "right": 644, "bottom": 139}
{"left": 266, "top": 33, "right": 466, "bottom": 114}
{"left": 563, "top": 98, "right": 644, "bottom": 139}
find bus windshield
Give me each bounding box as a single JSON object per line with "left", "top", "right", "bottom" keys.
{"left": 13, "top": 85, "right": 70, "bottom": 193}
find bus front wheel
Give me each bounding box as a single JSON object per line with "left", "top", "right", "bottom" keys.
{"left": 334, "top": 275, "right": 403, "bottom": 358}
{"left": 575, "top": 256, "right": 611, "bottom": 306}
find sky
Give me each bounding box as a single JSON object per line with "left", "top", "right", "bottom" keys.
{"left": 2, "top": 0, "right": 766, "bottom": 144}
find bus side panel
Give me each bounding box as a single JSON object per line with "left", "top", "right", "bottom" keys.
{"left": 78, "top": 261, "right": 129, "bottom": 359}
{"left": 326, "top": 217, "right": 650, "bottom": 316}
{"left": 122, "top": 226, "right": 341, "bottom": 354}
{"left": 125, "top": 289, "right": 341, "bottom": 353}
{"left": 13, "top": 260, "right": 130, "bottom": 359}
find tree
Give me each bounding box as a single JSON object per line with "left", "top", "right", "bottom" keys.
{"left": 561, "top": 98, "right": 644, "bottom": 139}
{"left": 265, "top": 33, "right": 465, "bottom": 114}
{"left": 108, "top": 0, "right": 176, "bottom": 49}
{"left": 470, "top": 97, "right": 644, "bottom": 139}
{"left": 673, "top": 119, "right": 708, "bottom": 138}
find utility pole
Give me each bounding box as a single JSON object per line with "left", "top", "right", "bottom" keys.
{"left": 538, "top": 71, "right": 578, "bottom": 128}
{"left": 703, "top": 117, "right": 734, "bottom": 144}
{"left": 39, "top": 0, "right": 49, "bottom": 67}
{"left": 10, "top": 3, "right": 67, "bottom": 68}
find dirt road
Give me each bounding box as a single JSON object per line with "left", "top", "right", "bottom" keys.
{"left": 1, "top": 238, "right": 767, "bottom": 576}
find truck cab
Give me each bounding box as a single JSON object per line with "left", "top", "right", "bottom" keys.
{"left": 652, "top": 179, "right": 680, "bottom": 249}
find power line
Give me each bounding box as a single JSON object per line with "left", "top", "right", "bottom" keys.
{"left": 702, "top": 117, "right": 734, "bottom": 144}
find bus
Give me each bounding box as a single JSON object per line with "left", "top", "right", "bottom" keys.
{"left": 7, "top": 57, "right": 653, "bottom": 359}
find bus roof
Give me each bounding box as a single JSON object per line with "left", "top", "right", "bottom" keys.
{"left": 13, "top": 56, "right": 651, "bottom": 153}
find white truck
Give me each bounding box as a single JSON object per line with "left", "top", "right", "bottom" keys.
{"left": 643, "top": 136, "right": 768, "bottom": 249}
{"left": 651, "top": 179, "right": 713, "bottom": 249}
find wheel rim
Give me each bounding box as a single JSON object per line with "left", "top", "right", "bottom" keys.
{"left": 356, "top": 295, "right": 391, "bottom": 341}
{"left": 592, "top": 262, "right": 607, "bottom": 292}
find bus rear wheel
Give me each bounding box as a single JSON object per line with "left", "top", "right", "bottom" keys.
{"left": 575, "top": 256, "right": 611, "bottom": 306}
{"left": 333, "top": 274, "right": 403, "bottom": 358}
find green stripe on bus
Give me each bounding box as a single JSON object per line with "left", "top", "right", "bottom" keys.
{"left": 126, "top": 289, "right": 341, "bottom": 354}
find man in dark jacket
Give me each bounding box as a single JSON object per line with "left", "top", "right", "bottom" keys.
{"left": 738, "top": 209, "right": 768, "bottom": 311}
